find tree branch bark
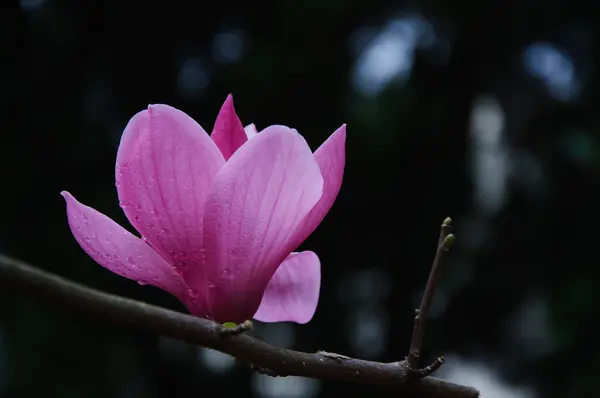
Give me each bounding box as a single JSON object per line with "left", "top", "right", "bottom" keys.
{"left": 407, "top": 217, "right": 454, "bottom": 372}
{"left": 0, "top": 252, "right": 478, "bottom": 397}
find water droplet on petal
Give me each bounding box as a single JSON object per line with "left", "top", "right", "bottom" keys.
{"left": 206, "top": 280, "right": 216, "bottom": 288}
{"left": 147, "top": 223, "right": 154, "bottom": 229}
{"left": 138, "top": 281, "right": 147, "bottom": 286}
{"left": 180, "top": 251, "right": 188, "bottom": 258}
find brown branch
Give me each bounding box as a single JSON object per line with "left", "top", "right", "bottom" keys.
{"left": 407, "top": 217, "right": 455, "bottom": 372}
{"left": 0, "top": 252, "right": 478, "bottom": 398}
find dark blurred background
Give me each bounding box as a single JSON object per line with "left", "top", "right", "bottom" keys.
{"left": 2, "top": 0, "right": 600, "bottom": 397}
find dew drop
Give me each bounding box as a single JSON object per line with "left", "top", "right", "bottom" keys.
{"left": 115, "top": 181, "right": 121, "bottom": 187}
{"left": 138, "top": 281, "right": 147, "bottom": 286}
{"left": 187, "top": 288, "right": 198, "bottom": 297}
{"left": 206, "top": 280, "right": 216, "bottom": 288}
{"left": 147, "top": 223, "right": 154, "bottom": 229}
{"left": 126, "top": 256, "right": 134, "bottom": 264}
{"left": 161, "top": 228, "right": 170, "bottom": 234}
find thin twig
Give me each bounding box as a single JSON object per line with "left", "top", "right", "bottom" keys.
{"left": 0, "top": 250, "right": 477, "bottom": 397}
{"left": 407, "top": 217, "right": 455, "bottom": 372}
{"left": 417, "top": 357, "right": 446, "bottom": 378}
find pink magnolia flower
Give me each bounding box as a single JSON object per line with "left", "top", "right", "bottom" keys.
{"left": 61, "top": 95, "right": 345, "bottom": 324}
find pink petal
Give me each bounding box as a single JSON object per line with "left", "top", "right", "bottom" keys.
{"left": 115, "top": 104, "right": 225, "bottom": 282}
{"left": 201, "top": 126, "right": 324, "bottom": 323}
{"left": 244, "top": 123, "right": 258, "bottom": 139}
{"left": 253, "top": 251, "right": 321, "bottom": 324}
{"left": 291, "top": 124, "right": 346, "bottom": 247}
{"left": 210, "top": 94, "right": 248, "bottom": 160}
{"left": 61, "top": 191, "right": 190, "bottom": 303}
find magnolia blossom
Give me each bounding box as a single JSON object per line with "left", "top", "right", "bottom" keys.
{"left": 62, "top": 95, "right": 345, "bottom": 324}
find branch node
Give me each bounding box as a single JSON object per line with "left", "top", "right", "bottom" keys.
{"left": 218, "top": 320, "right": 253, "bottom": 336}
{"left": 440, "top": 217, "right": 453, "bottom": 238}
{"left": 415, "top": 356, "right": 445, "bottom": 378}
{"left": 442, "top": 234, "right": 456, "bottom": 250}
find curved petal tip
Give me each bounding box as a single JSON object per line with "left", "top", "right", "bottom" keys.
{"left": 211, "top": 94, "right": 247, "bottom": 159}
{"left": 253, "top": 251, "right": 321, "bottom": 324}
{"left": 288, "top": 123, "right": 346, "bottom": 249}
{"left": 61, "top": 190, "right": 190, "bottom": 302}
{"left": 244, "top": 123, "right": 258, "bottom": 139}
